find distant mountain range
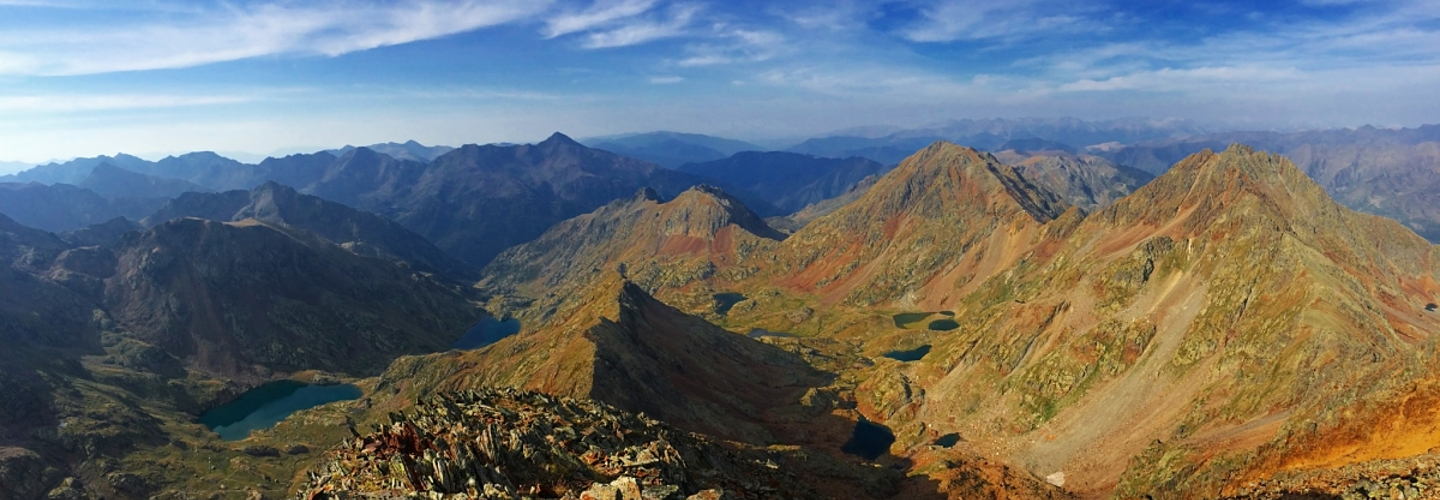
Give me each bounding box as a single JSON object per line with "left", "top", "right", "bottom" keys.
{"left": 584, "top": 131, "right": 765, "bottom": 168}
{"left": 325, "top": 140, "right": 456, "bottom": 163}
{"left": 675, "top": 152, "right": 890, "bottom": 214}
{"left": 786, "top": 117, "right": 1208, "bottom": 165}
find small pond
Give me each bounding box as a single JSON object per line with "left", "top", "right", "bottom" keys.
{"left": 927, "top": 319, "right": 960, "bottom": 331}
{"left": 714, "top": 292, "right": 747, "bottom": 315}
{"left": 841, "top": 418, "right": 896, "bottom": 461}
{"left": 883, "top": 345, "right": 932, "bottom": 362}
{"left": 451, "top": 317, "right": 522, "bottom": 350}
{"left": 200, "top": 381, "right": 362, "bottom": 441}
{"left": 935, "top": 433, "right": 961, "bottom": 448}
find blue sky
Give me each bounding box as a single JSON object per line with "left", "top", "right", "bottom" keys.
{"left": 0, "top": 0, "right": 1438, "bottom": 165}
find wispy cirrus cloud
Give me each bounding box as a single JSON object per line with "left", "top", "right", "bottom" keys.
{"left": 678, "top": 29, "right": 786, "bottom": 66}
{"left": 0, "top": 0, "right": 551, "bottom": 76}
{"left": 580, "top": 2, "right": 701, "bottom": 49}
{"left": 543, "top": 0, "right": 659, "bottom": 38}
{"left": 898, "top": 0, "right": 1102, "bottom": 43}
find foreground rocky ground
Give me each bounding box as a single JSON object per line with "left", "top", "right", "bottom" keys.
{"left": 298, "top": 388, "right": 829, "bottom": 500}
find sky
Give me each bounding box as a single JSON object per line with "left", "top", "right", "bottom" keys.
{"left": 0, "top": 0, "right": 1438, "bottom": 166}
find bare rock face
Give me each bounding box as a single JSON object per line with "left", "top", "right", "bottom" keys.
{"left": 297, "top": 388, "right": 826, "bottom": 500}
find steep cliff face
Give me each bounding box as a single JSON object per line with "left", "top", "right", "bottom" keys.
{"left": 772, "top": 141, "right": 1074, "bottom": 308}
{"left": 104, "top": 218, "right": 481, "bottom": 380}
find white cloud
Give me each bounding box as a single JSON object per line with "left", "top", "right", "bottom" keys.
{"left": 0, "top": 0, "right": 552, "bottom": 76}
{"left": 581, "top": 2, "right": 699, "bottom": 49}
{"left": 1057, "top": 66, "right": 1305, "bottom": 92}
{"left": 648, "top": 75, "right": 684, "bottom": 84}
{"left": 543, "top": 0, "right": 658, "bottom": 38}
{"left": 899, "top": 0, "right": 1098, "bottom": 43}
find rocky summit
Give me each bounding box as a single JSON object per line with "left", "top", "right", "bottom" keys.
{"left": 297, "top": 388, "right": 825, "bottom": 500}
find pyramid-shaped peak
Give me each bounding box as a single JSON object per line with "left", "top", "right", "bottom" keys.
{"left": 541, "top": 132, "right": 581, "bottom": 146}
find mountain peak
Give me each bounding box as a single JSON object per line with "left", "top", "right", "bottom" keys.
{"left": 542, "top": 132, "right": 580, "bottom": 146}
{"left": 632, "top": 186, "right": 661, "bottom": 202}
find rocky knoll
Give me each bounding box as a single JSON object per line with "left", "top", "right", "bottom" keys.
{"left": 298, "top": 388, "right": 825, "bottom": 500}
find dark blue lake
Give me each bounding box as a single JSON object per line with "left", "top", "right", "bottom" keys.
{"left": 841, "top": 418, "right": 896, "bottom": 461}
{"left": 200, "top": 381, "right": 361, "bottom": 441}
{"left": 451, "top": 317, "right": 522, "bottom": 350}
{"left": 884, "top": 345, "right": 932, "bottom": 362}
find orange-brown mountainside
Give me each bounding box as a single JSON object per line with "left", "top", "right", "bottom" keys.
{"left": 861, "top": 145, "right": 1440, "bottom": 498}
{"left": 105, "top": 217, "right": 482, "bottom": 381}
{"left": 771, "top": 141, "right": 1074, "bottom": 308}
{"left": 992, "top": 150, "right": 1154, "bottom": 212}
{"left": 374, "top": 279, "right": 823, "bottom": 445}
{"left": 481, "top": 185, "right": 784, "bottom": 327}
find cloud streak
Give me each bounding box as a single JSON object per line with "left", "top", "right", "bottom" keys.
{"left": 581, "top": 2, "right": 700, "bottom": 49}
{"left": 0, "top": 0, "right": 551, "bottom": 76}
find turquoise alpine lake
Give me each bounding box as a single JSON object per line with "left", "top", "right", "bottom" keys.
{"left": 200, "top": 381, "right": 362, "bottom": 441}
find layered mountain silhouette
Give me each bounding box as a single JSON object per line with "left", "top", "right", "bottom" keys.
{"left": 586, "top": 131, "right": 764, "bottom": 168}
{"left": 0, "top": 181, "right": 148, "bottom": 232}
{"left": 326, "top": 140, "right": 455, "bottom": 163}
{"left": 675, "top": 152, "right": 890, "bottom": 213}
{"left": 78, "top": 163, "right": 209, "bottom": 201}
{"left": 330, "top": 133, "right": 778, "bottom": 267}
{"left": 144, "top": 182, "right": 474, "bottom": 279}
